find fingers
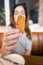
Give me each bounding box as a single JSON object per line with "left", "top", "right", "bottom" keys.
{"left": 2, "top": 29, "right": 22, "bottom": 53}
{"left": 4, "top": 29, "right": 20, "bottom": 36}
{"left": 6, "top": 43, "right": 17, "bottom": 51}
{"left": 4, "top": 39, "right": 18, "bottom": 53}
{"left": 5, "top": 39, "right": 18, "bottom": 46}
{"left": 4, "top": 33, "right": 22, "bottom": 41}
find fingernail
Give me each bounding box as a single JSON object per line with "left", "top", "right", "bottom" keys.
{"left": 18, "top": 33, "right": 22, "bottom": 37}
{"left": 14, "top": 29, "right": 20, "bottom": 32}
{"left": 19, "top": 33, "right": 22, "bottom": 35}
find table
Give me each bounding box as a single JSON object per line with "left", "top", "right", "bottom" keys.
{"left": 24, "top": 56, "right": 43, "bottom": 65}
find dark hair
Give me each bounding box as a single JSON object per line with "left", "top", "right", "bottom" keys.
{"left": 10, "top": 3, "right": 27, "bottom": 26}
{"left": 10, "top": 3, "right": 31, "bottom": 39}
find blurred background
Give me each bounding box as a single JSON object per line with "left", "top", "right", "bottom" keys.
{"left": 0, "top": 0, "right": 39, "bottom": 25}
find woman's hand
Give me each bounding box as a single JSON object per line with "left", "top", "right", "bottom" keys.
{"left": 1, "top": 29, "right": 22, "bottom": 56}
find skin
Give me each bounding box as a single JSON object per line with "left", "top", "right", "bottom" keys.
{"left": 0, "top": 29, "right": 22, "bottom": 56}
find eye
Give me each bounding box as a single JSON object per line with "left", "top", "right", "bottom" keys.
{"left": 14, "top": 11, "right": 19, "bottom": 15}
{"left": 21, "top": 11, "right": 25, "bottom": 15}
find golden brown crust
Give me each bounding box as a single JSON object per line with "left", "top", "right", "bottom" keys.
{"left": 16, "top": 15, "right": 25, "bottom": 33}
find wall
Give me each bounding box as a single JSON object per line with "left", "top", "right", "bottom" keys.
{"left": 19, "top": 0, "right": 39, "bottom": 14}
{"left": 0, "top": 0, "right": 4, "bottom": 10}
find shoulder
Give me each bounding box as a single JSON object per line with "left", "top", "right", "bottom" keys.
{"left": 18, "top": 34, "right": 32, "bottom": 51}
{"left": 18, "top": 34, "right": 32, "bottom": 44}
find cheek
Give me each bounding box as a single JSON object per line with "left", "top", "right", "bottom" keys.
{"left": 14, "top": 15, "right": 19, "bottom": 24}
{"left": 22, "top": 14, "right": 26, "bottom": 20}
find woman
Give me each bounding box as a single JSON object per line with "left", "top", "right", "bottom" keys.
{"left": 9, "top": 3, "right": 32, "bottom": 56}
{"left": 1, "top": 3, "right": 32, "bottom": 56}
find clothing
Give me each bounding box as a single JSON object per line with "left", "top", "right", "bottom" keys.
{"left": 13, "top": 34, "right": 32, "bottom": 55}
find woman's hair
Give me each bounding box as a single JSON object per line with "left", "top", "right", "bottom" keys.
{"left": 10, "top": 3, "right": 31, "bottom": 39}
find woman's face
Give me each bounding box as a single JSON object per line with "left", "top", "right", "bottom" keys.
{"left": 14, "top": 6, "right": 26, "bottom": 24}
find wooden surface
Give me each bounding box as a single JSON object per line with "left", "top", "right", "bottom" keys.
{"left": 31, "top": 32, "right": 43, "bottom": 55}
{"left": 24, "top": 56, "right": 43, "bottom": 65}
{"left": 38, "top": 0, "right": 43, "bottom": 26}
{"left": 0, "top": 33, "right": 3, "bottom": 49}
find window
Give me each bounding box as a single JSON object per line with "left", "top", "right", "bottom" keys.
{"left": 0, "top": 0, "right": 5, "bottom": 25}
{"left": 0, "top": 0, "right": 15, "bottom": 26}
